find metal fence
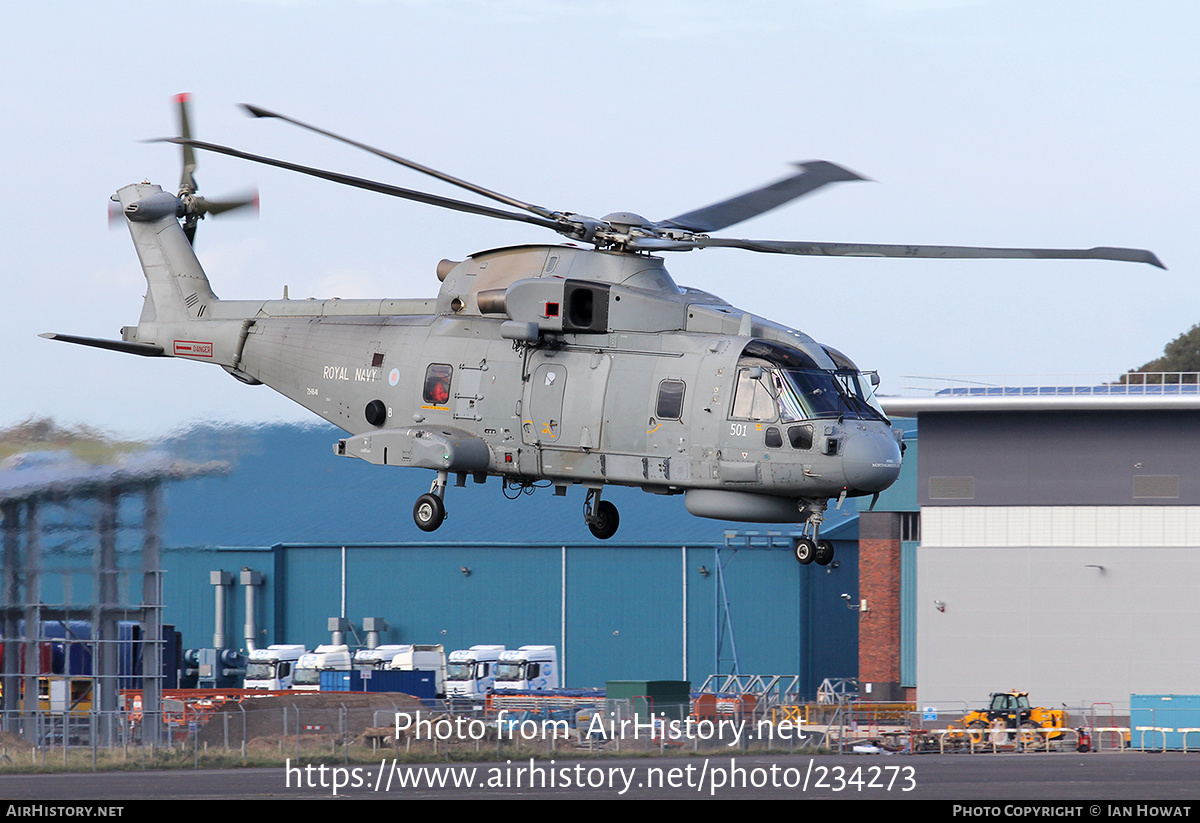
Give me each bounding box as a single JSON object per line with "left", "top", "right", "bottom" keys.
{"left": 2, "top": 697, "right": 1192, "bottom": 765}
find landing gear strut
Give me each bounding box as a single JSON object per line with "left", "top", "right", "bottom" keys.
{"left": 793, "top": 500, "right": 834, "bottom": 566}
{"left": 413, "top": 471, "right": 448, "bottom": 532}
{"left": 584, "top": 488, "right": 619, "bottom": 540}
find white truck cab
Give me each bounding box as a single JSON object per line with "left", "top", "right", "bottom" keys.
{"left": 293, "top": 644, "right": 353, "bottom": 691}
{"left": 243, "top": 644, "right": 307, "bottom": 690}
{"left": 353, "top": 644, "right": 411, "bottom": 671}
{"left": 388, "top": 644, "right": 447, "bottom": 697}
{"left": 446, "top": 645, "right": 506, "bottom": 698}
{"left": 493, "top": 645, "right": 558, "bottom": 692}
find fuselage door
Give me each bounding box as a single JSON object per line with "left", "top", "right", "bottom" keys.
{"left": 454, "top": 364, "right": 484, "bottom": 421}
{"left": 525, "top": 363, "right": 567, "bottom": 445}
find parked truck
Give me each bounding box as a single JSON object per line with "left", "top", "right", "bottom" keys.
{"left": 446, "top": 645, "right": 506, "bottom": 698}
{"left": 388, "top": 644, "right": 447, "bottom": 697}
{"left": 353, "top": 645, "right": 411, "bottom": 671}
{"left": 293, "top": 645, "right": 352, "bottom": 691}
{"left": 243, "top": 645, "right": 307, "bottom": 690}
{"left": 493, "top": 646, "right": 559, "bottom": 692}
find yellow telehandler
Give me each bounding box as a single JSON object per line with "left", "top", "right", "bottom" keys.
{"left": 957, "top": 691, "right": 1068, "bottom": 748}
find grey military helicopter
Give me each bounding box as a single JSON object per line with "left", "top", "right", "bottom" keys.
{"left": 45, "top": 98, "right": 1163, "bottom": 562}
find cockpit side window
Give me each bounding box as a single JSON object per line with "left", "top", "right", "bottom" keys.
{"left": 730, "top": 368, "right": 778, "bottom": 421}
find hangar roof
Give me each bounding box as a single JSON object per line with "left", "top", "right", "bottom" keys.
{"left": 880, "top": 373, "right": 1200, "bottom": 415}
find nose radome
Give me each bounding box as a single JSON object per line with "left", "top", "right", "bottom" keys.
{"left": 842, "top": 431, "right": 902, "bottom": 493}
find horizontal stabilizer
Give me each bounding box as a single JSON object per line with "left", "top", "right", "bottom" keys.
{"left": 40, "top": 333, "right": 165, "bottom": 357}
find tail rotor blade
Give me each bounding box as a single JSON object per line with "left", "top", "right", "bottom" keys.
{"left": 194, "top": 188, "right": 260, "bottom": 217}
{"left": 176, "top": 93, "right": 197, "bottom": 194}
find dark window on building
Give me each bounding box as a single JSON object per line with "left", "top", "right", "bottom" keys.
{"left": 423, "top": 364, "right": 453, "bottom": 405}
{"left": 656, "top": 379, "right": 686, "bottom": 419}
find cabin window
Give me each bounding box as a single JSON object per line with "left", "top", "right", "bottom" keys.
{"left": 764, "top": 427, "right": 782, "bottom": 448}
{"left": 423, "top": 364, "right": 453, "bottom": 405}
{"left": 656, "top": 379, "right": 686, "bottom": 419}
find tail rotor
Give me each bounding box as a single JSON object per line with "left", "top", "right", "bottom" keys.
{"left": 172, "top": 93, "right": 258, "bottom": 244}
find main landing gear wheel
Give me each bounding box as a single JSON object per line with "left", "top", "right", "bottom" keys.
{"left": 413, "top": 493, "right": 445, "bottom": 532}
{"left": 793, "top": 536, "right": 816, "bottom": 565}
{"left": 814, "top": 540, "right": 835, "bottom": 566}
{"left": 588, "top": 500, "right": 620, "bottom": 540}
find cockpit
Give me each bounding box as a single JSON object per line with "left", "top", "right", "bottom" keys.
{"left": 730, "top": 340, "right": 889, "bottom": 425}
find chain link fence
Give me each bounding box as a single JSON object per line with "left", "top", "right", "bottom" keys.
{"left": 0, "top": 694, "right": 1185, "bottom": 768}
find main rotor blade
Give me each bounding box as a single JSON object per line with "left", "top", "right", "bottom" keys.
{"left": 689, "top": 237, "right": 1167, "bottom": 268}
{"left": 243, "top": 104, "right": 560, "bottom": 221}
{"left": 657, "top": 161, "right": 866, "bottom": 234}
{"left": 158, "top": 138, "right": 563, "bottom": 231}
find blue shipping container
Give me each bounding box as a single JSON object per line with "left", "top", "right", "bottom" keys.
{"left": 1130, "top": 694, "right": 1200, "bottom": 751}
{"left": 320, "top": 669, "right": 437, "bottom": 699}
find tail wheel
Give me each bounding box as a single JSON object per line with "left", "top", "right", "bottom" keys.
{"left": 588, "top": 500, "right": 619, "bottom": 540}
{"left": 413, "top": 493, "right": 446, "bottom": 532}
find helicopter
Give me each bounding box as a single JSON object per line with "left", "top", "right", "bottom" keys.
{"left": 44, "top": 97, "right": 1163, "bottom": 561}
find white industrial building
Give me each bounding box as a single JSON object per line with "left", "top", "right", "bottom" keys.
{"left": 883, "top": 385, "right": 1200, "bottom": 711}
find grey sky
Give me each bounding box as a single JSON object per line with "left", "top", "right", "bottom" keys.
{"left": 3, "top": 1, "right": 1196, "bottom": 438}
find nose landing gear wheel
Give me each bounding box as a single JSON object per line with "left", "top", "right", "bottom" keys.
{"left": 413, "top": 493, "right": 446, "bottom": 532}
{"left": 793, "top": 536, "right": 816, "bottom": 565}
{"left": 587, "top": 500, "right": 619, "bottom": 540}
{"left": 814, "top": 540, "right": 835, "bottom": 566}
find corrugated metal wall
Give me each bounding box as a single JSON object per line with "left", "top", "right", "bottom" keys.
{"left": 160, "top": 538, "right": 859, "bottom": 695}
{"left": 1, "top": 424, "right": 871, "bottom": 696}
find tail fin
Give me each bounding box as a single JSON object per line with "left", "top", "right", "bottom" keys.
{"left": 117, "top": 182, "right": 218, "bottom": 324}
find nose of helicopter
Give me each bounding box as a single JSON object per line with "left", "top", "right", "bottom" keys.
{"left": 842, "top": 430, "right": 902, "bottom": 493}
